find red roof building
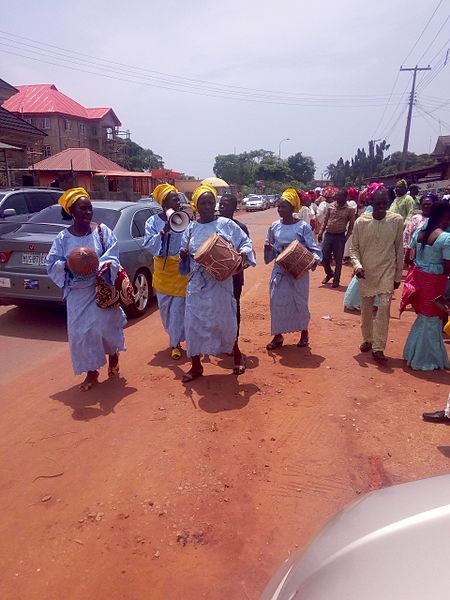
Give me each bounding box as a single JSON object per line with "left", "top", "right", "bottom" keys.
{"left": 31, "top": 147, "right": 153, "bottom": 199}
{"left": 2, "top": 84, "right": 123, "bottom": 162}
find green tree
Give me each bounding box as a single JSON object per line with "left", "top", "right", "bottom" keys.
{"left": 116, "top": 140, "right": 164, "bottom": 171}
{"left": 287, "top": 152, "right": 315, "bottom": 183}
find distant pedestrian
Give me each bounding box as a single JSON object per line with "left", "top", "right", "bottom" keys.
{"left": 265, "top": 188, "right": 321, "bottom": 350}
{"left": 46, "top": 188, "right": 126, "bottom": 391}
{"left": 351, "top": 188, "right": 404, "bottom": 362}
{"left": 319, "top": 188, "right": 355, "bottom": 288}
{"left": 389, "top": 179, "right": 415, "bottom": 224}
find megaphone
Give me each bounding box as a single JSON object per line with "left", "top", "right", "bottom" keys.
{"left": 166, "top": 208, "right": 190, "bottom": 233}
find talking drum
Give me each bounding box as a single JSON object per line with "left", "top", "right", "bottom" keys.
{"left": 194, "top": 233, "right": 243, "bottom": 282}
{"left": 275, "top": 240, "right": 316, "bottom": 278}
{"left": 67, "top": 246, "right": 99, "bottom": 276}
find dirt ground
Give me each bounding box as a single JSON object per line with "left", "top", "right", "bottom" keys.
{"left": 0, "top": 208, "right": 448, "bottom": 600}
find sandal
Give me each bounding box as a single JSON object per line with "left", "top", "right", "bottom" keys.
{"left": 182, "top": 368, "right": 204, "bottom": 383}
{"left": 233, "top": 359, "right": 246, "bottom": 375}
{"left": 359, "top": 341, "right": 372, "bottom": 353}
{"left": 297, "top": 338, "right": 309, "bottom": 348}
{"left": 266, "top": 336, "right": 284, "bottom": 350}
{"left": 79, "top": 372, "right": 99, "bottom": 392}
{"left": 171, "top": 346, "right": 182, "bottom": 360}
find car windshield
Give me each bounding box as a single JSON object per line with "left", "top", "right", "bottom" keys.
{"left": 7, "top": 205, "right": 120, "bottom": 234}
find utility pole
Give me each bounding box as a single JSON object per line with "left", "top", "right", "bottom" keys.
{"left": 400, "top": 65, "right": 431, "bottom": 169}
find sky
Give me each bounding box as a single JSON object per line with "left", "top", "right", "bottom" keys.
{"left": 2, "top": 0, "right": 450, "bottom": 179}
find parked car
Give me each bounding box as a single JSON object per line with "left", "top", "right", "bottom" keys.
{"left": 267, "top": 194, "right": 278, "bottom": 207}
{"left": 0, "top": 201, "right": 162, "bottom": 318}
{"left": 0, "top": 187, "right": 62, "bottom": 219}
{"left": 245, "top": 195, "right": 267, "bottom": 211}
{"left": 261, "top": 474, "right": 450, "bottom": 600}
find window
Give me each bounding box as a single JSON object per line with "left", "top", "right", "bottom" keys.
{"left": 79, "top": 123, "right": 86, "bottom": 135}
{"left": 41, "top": 118, "right": 50, "bottom": 130}
{"left": 1, "top": 193, "right": 28, "bottom": 215}
{"left": 25, "top": 117, "right": 33, "bottom": 125}
{"left": 26, "top": 191, "right": 61, "bottom": 213}
{"left": 64, "top": 119, "right": 72, "bottom": 131}
{"left": 131, "top": 209, "right": 153, "bottom": 238}
{"left": 92, "top": 126, "right": 97, "bottom": 136}
{"left": 43, "top": 145, "right": 52, "bottom": 158}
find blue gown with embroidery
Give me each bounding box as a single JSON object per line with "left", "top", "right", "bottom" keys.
{"left": 265, "top": 220, "right": 322, "bottom": 335}
{"left": 180, "top": 217, "right": 255, "bottom": 357}
{"left": 143, "top": 214, "right": 185, "bottom": 348}
{"left": 46, "top": 224, "right": 126, "bottom": 375}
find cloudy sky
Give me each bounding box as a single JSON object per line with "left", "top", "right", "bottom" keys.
{"left": 2, "top": 0, "right": 449, "bottom": 178}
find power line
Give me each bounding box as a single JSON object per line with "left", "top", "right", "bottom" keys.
{"left": 416, "top": 14, "right": 450, "bottom": 63}
{"left": 0, "top": 46, "right": 411, "bottom": 109}
{"left": 0, "top": 29, "right": 407, "bottom": 102}
{"left": 402, "top": 0, "right": 444, "bottom": 64}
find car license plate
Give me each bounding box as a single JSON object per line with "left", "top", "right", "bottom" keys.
{"left": 0, "top": 277, "right": 11, "bottom": 288}
{"left": 22, "top": 252, "right": 47, "bottom": 266}
{"left": 24, "top": 279, "right": 39, "bottom": 290}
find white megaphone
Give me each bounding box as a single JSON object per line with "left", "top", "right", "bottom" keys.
{"left": 165, "top": 208, "right": 190, "bottom": 233}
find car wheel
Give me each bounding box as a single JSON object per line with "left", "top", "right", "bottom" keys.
{"left": 125, "top": 269, "right": 152, "bottom": 318}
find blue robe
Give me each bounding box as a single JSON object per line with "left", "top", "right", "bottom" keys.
{"left": 180, "top": 217, "right": 255, "bottom": 357}
{"left": 46, "top": 224, "right": 126, "bottom": 375}
{"left": 265, "top": 220, "right": 321, "bottom": 335}
{"left": 143, "top": 214, "right": 185, "bottom": 347}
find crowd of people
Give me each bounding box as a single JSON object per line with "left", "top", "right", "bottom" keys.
{"left": 45, "top": 181, "right": 449, "bottom": 419}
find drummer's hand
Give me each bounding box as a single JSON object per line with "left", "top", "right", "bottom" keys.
{"left": 264, "top": 242, "right": 274, "bottom": 250}
{"left": 98, "top": 261, "right": 112, "bottom": 277}
{"left": 240, "top": 252, "right": 250, "bottom": 269}
{"left": 180, "top": 248, "right": 189, "bottom": 259}
{"left": 355, "top": 267, "right": 365, "bottom": 279}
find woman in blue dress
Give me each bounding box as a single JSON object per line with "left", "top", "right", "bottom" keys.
{"left": 144, "top": 184, "right": 188, "bottom": 360}
{"left": 46, "top": 188, "right": 126, "bottom": 391}
{"left": 179, "top": 184, "right": 255, "bottom": 382}
{"left": 401, "top": 200, "right": 450, "bottom": 370}
{"left": 264, "top": 188, "right": 322, "bottom": 349}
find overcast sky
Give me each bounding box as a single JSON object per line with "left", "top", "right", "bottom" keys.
{"left": 2, "top": 0, "right": 449, "bottom": 178}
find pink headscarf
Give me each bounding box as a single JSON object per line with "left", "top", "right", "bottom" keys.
{"left": 347, "top": 187, "right": 359, "bottom": 200}
{"left": 366, "top": 182, "right": 385, "bottom": 199}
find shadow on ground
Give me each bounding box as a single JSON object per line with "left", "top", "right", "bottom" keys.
{"left": 51, "top": 376, "right": 137, "bottom": 420}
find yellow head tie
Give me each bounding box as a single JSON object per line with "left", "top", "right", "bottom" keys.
{"left": 58, "top": 187, "right": 90, "bottom": 214}
{"left": 190, "top": 183, "right": 218, "bottom": 210}
{"left": 280, "top": 188, "right": 301, "bottom": 212}
{"left": 152, "top": 183, "right": 178, "bottom": 205}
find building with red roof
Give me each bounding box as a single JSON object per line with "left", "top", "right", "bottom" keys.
{"left": 2, "top": 84, "right": 124, "bottom": 163}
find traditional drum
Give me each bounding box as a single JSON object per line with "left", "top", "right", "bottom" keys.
{"left": 194, "top": 233, "right": 243, "bottom": 282}
{"left": 275, "top": 240, "right": 316, "bottom": 278}
{"left": 67, "top": 246, "right": 99, "bottom": 276}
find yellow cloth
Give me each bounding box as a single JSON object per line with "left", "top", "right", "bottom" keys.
{"left": 444, "top": 318, "right": 450, "bottom": 337}
{"left": 152, "top": 183, "right": 178, "bottom": 206}
{"left": 58, "top": 187, "right": 90, "bottom": 213}
{"left": 281, "top": 188, "right": 301, "bottom": 212}
{"left": 190, "top": 183, "right": 217, "bottom": 210}
{"left": 153, "top": 256, "right": 187, "bottom": 297}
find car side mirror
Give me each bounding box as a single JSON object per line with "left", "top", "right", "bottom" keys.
{"left": 1, "top": 208, "right": 17, "bottom": 218}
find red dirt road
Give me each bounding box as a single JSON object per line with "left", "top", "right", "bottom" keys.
{"left": 0, "top": 208, "right": 448, "bottom": 599}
